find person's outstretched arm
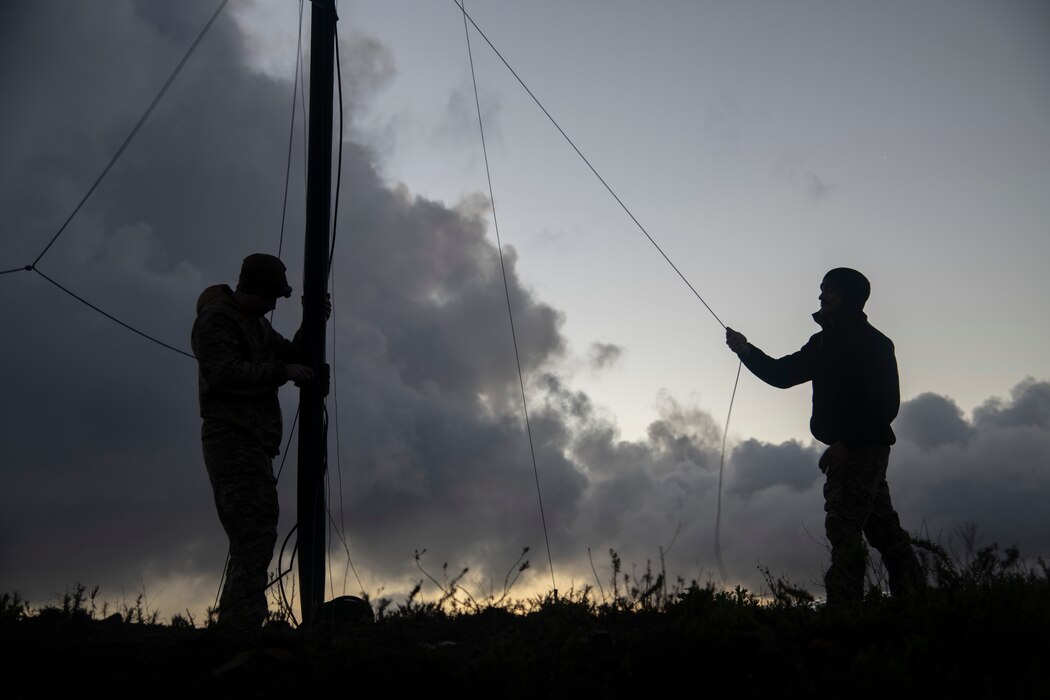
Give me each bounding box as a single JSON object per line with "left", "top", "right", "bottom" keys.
{"left": 726, "top": 327, "right": 814, "bottom": 389}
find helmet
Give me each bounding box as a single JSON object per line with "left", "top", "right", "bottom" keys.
{"left": 238, "top": 253, "right": 292, "bottom": 299}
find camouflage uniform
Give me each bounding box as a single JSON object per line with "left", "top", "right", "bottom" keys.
{"left": 823, "top": 443, "right": 923, "bottom": 610}
{"left": 201, "top": 423, "right": 279, "bottom": 629}
{"left": 191, "top": 280, "right": 301, "bottom": 630}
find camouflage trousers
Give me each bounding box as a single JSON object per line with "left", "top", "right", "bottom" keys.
{"left": 823, "top": 444, "right": 922, "bottom": 611}
{"left": 202, "top": 421, "right": 279, "bottom": 630}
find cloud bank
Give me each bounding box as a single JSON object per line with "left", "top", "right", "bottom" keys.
{"left": 1, "top": 2, "right": 1046, "bottom": 615}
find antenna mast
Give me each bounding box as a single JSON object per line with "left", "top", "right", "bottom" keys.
{"left": 298, "top": 0, "right": 337, "bottom": 626}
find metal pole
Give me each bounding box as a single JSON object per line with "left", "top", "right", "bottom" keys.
{"left": 297, "top": 0, "right": 336, "bottom": 627}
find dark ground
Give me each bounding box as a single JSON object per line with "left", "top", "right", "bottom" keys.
{"left": 3, "top": 581, "right": 1048, "bottom": 699}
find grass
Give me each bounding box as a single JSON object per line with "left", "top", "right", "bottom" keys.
{"left": 2, "top": 526, "right": 1048, "bottom": 697}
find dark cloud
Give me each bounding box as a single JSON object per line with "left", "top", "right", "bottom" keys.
{"left": 890, "top": 379, "right": 1050, "bottom": 557}
{"left": 729, "top": 438, "right": 821, "bottom": 496}
{"left": 697, "top": 380, "right": 1050, "bottom": 589}
{"left": 587, "top": 342, "right": 623, "bottom": 371}
{"left": 0, "top": 1, "right": 720, "bottom": 610}
{"left": 1, "top": 3, "right": 1046, "bottom": 615}
{"left": 337, "top": 30, "right": 397, "bottom": 108}
{"left": 896, "top": 392, "right": 973, "bottom": 449}
{"left": 972, "top": 377, "right": 1050, "bottom": 431}
{"left": 0, "top": 0, "right": 565, "bottom": 604}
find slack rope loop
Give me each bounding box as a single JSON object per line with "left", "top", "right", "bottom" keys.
{"left": 714, "top": 360, "right": 742, "bottom": 584}
{"left": 214, "top": 554, "right": 230, "bottom": 613}
{"left": 460, "top": 0, "right": 558, "bottom": 594}
{"left": 276, "top": 408, "right": 301, "bottom": 482}
{"left": 276, "top": 525, "right": 301, "bottom": 626}
{"left": 314, "top": 3, "right": 355, "bottom": 602}
{"left": 328, "top": 26, "right": 346, "bottom": 276}
{"left": 33, "top": 0, "right": 230, "bottom": 267}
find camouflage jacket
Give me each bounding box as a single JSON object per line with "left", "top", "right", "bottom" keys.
{"left": 191, "top": 284, "right": 302, "bottom": 456}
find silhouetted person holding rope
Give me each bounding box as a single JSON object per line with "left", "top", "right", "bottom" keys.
{"left": 191, "top": 253, "right": 322, "bottom": 632}
{"left": 726, "top": 268, "right": 922, "bottom": 613}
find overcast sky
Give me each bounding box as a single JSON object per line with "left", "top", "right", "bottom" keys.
{"left": 1, "top": 0, "right": 1048, "bottom": 619}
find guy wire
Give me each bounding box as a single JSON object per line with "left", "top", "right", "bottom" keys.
{"left": 714, "top": 360, "right": 742, "bottom": 584}
{"left": 33, "top": 0, "right": 230, "bottom": 267}
{"left": 34, "top": 268, "right": 198, "bottom": 361}
{"left": 451, "top": 1, "right": 742, "bottom": 584}
{"left": 276, "top": 0, "right": 307, "bottom": 260}
{"left": 449, "top": 0, "right": 725, "bottom": 330}
{"left": 460, "top": 0, "right": 558, "bottom": 594}
{"left": 325, "top": 6, "right": 362, "bottom": 599}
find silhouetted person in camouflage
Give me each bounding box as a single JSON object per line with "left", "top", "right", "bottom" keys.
{"left": 191, "top": 253, "right": 320, "bottom": 632}
{"left": 725, "top": 268, "right": 922, "bottom": 612}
